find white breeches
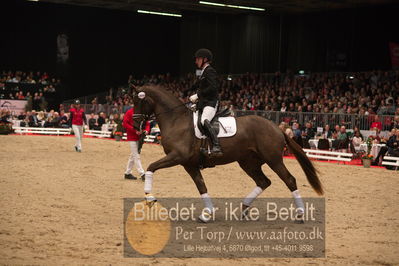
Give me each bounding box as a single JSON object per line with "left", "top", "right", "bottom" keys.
{"left": 72, "top": 125, "right": 83, "bottom": 149}
{"left": 201, "top": 106, "right": 217, "bottom": 125}
{"left": 125, "top": 141, "right": 145, "bottom": 175}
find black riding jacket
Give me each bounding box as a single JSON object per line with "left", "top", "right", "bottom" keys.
{"left": 192, "top": 65, "right": 220, "bottom": 110}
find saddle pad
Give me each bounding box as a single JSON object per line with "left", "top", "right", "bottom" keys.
{"left": 193, "top": 111, "right": 237, "bottom": 139}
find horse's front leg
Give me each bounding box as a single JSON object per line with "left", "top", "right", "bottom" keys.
{"left": 184, "top": 165, "right": 214, "bottom": 223}
{"left": 144, "top": 152, "right": 181, "bottom": 202}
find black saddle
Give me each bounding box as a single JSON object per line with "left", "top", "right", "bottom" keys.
{"left": 197, "top": 107, "right": 231, "bottom": 136}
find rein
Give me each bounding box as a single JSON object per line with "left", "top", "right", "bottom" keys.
{"left": 133, "top": 102, "right": 189, "bottom": 121}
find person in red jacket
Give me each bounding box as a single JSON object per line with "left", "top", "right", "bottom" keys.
{"left": 69, "top": 99, "right": 87, "bottom": 152}
{"left": 123, "top": 106, "right": 150, "bottom": 180}
{"left": 370, "top": 115, "right": 383, "bottom": 131}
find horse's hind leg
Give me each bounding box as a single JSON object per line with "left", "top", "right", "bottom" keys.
{"left": 267, "top": 159, "right": 305, "bottom": 218}
{"left": 238, "top": 157, "right": 271, "bottom": 210}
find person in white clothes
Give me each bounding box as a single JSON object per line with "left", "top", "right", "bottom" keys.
{"left": 69, "top": 99, "right": 86, "bottom": 152}
{"left": 122, "top": 106, "right": 150, "bottom": 180}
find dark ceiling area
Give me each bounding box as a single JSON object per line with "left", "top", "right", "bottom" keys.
{"left": 39, "top": 0, "right": 397, "bottom": 14}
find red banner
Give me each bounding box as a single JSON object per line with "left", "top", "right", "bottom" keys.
{"left": 389, "top": 42, "right": 399, "bottom": 69}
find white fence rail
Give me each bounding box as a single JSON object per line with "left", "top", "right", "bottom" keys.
{"left": 84, "top": 130, "right": 112, "bottom": 138}
{"left": 303, "top": 148, "right": 353, "bottom": 162}
{"left": 382, "top": 156, "right": 399, "bottom": 170}
{"left": 13, "top": 127, "right": 71, "bottom": 135}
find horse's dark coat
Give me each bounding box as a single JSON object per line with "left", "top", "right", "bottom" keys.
{"left": 133, "top": 85, "right": 323, "bottom": 197}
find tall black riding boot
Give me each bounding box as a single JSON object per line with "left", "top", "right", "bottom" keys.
{"left": 204, "top": 119, "right": 223, "bottom": 157}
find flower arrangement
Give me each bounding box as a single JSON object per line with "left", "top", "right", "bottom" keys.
{"left": 114, "top": 131, "right": 123, "bottom": 136}
{"left": 0, "top": 122, "right": 14, "bottom": 135}
{"left": 361, "top": 153, "right": 373, "bottom": 160}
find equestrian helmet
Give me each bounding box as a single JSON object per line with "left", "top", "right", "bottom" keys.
{"left": 194, "top": 48, "right": 213, "bottom": 62}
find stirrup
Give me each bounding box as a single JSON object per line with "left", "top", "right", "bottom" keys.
{"left": 210, "top": 145, "right": 223, "bottom": 156}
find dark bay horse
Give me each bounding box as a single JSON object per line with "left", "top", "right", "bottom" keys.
{"left": 133, "top": 85, "right": 323, "bottom": 222}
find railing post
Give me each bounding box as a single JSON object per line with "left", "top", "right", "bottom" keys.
{"left": 351, "top": 114, "right": 356, "bottom": 130}
{"left": 275, "top": 111, "right": 280, "bottom": 124}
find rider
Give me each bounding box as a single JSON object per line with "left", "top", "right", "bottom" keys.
{"left": 189, "top": 48, "right": 223, "bottom": 157}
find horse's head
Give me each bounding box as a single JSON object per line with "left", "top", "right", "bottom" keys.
{"left": 132, "top": 87, "right": 155, "bottom": 131}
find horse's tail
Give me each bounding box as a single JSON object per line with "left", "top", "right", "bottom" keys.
{"left": 283, "top": 133, "right": 324, "bottom": 195}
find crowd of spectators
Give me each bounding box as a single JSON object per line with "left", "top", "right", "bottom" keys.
{"left": 1, "top": 109, "right": 69, "bottom": 128}
{"left": 99, "top": 70, "right": 399, "bottom": 118}
{"left": 2, "top": 69, "right": 399, "bottom": 165}
{"left": 1, "top": 70, "right": 60, "bottom": 86}
{"left": 2, "top": 69, "right": 399, "bottom": 132}
{"left": 0, "top": 107, "right": 161, "bottom": 142}
{"left": 0, "top": 70, "right": 60, "bottom": 111}
{"left": 278, "top": 118, "right": 399, "bottom": 164}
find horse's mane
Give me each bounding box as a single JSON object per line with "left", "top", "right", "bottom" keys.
{"left": 140, "top": 85, "right": 184, "bottom": 109}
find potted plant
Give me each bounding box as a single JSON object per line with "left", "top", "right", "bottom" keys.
{"left": 0, "top": 122, "right": 14, "bottom": 135}
{"left": 361, "top": 153, "right": 373, "bottom": 168}
{"left": 114, "top": 131, "right": 123, "bottom": 141}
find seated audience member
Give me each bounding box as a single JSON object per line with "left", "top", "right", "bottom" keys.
{"left": 20, "top": 111, "right": 30, "bottom": 127}
{"left": 301, "top": 122, "right": 315, "bottom": 148}
{"left": 43, "top": 115, "right": 53, "bottom": 128}
{"left": 352, "top": 131, "right": 363, "bottom": 148}
{"left": 46, "top": 110, "right": 55, "bottom": 120}
{"left": 292, "top": 122, "right": 301, "bottom": 138}
{"left": 332, "top": 124, "right": 340, "bottom": 137}
{"left": 96, "top": 112, "right": 106, "bottom": 130}
{"left": 278, "top": 122, "right": 286, "bottom": 132}
{"left": 373, "top": 129, "right": 398, "bottom": 165}
{"left": 370, "top": 115, "right": 383, "bottom": 131}
{"left": 28, "top": 110, "right": 40, "bottom": 127}
{"left": 59, "top": 111, "right": 69, "bottom": 128}
{"left": 291, "top": 122, "right": 303, "bottom": 147}
{"left": 390, "top": 116, "right": 399, "bottom": 130}
{"left": 353, "top": 126, "right": 363, "bottom": 139}
{"left": 302, "top": 122, "right": 315, "bottom": 140}
{"left": 37, "top": 111, "right": 45, "bottom": 122}
{"left": 0, "top": 110, "right": 11, "bottom": 123}
{"left": 88, "top": 113, "right": 97, "bottom": 130}
{"left": 17, "top": 111, "right": 26, "bottom": 120}
{"left": 285, "top": 125, "right": 294, "bottom": 138}
{"left": 51, "top": 112, "right": 61, "bottom": 127}
{"left": 322, "top": 124, "right": 333, "bottom": 139}
{"left": 370, "top": 128, "right": 382, "bottom": 143}
{"left": 336, "top": 126, "right": 349, "bottom": 149}
{"left": 338, "top": 126, "right": 348, "bottom": 141}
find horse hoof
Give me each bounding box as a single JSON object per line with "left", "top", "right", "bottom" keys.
{"left": 145, "top": 194, "right": 157, "bottom": 207}
{"left": 198, "top": 209, "right": 213, "bottom": 223}
{"left": 241, "top": 207, "right": 250, "bottom": 220}
{"left": 294, "top": 213, "right": 304, "bottom": 224}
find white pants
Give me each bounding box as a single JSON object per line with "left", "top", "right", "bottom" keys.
{"left": 72, "top": 125, "right": 83, "bottom": 150}
{"left": 201, "top": 106, "right": 216, "bottom": 125}
{"left": 125, "top": 141, "right": 145, "bottom": 176}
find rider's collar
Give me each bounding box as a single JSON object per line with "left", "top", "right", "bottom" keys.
{"left": 199, "top": 63, "right": 210, "bottom": 77}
